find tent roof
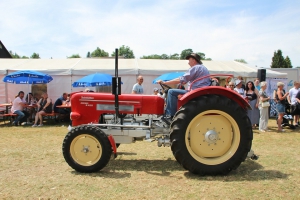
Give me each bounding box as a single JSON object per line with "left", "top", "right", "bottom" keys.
{"left": 0, "top": 58, "right": 287, "bottom": 78}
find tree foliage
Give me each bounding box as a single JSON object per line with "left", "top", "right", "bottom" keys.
{"left": 86, "top": 51, "right": 91, "bottom": 58}
{"left": 284, "top": 56, "right": 292, "bottom": 68}
{"left": 170, "top": 53, "right": 180, "bottom": 60}
{"left": 68, "top": 54, "right": 81, "bottom": 58}
{"left": 141, "top": 49, "right": 211, "bottom": 60}
{"left": 234, "top": 59, "right": 247, "bottom": 64}
{"left": 112, "top": 45, "right": 135, "bottom": 58}
{"left": 30, "top": 52, "right": 40, "bottom": 59}
{"left": 91, "top": 47, "right": 109, "bottom": 57}
{"left": 9, "top": 51, "right": 20, "bottom": 58}
{"left": 9, "top": 51, "right": 29, "bottom": 59}
{"left": 180, "top": 49, "right": 193, "bottom": 60}
{"left": 270, "top": 49, "right": 291, "bottom": 68}
{"left": 195, "top": 52, "right": 211, "bottom": 60}
{"left": 141, "top": 54, "right": 163, "bottom": 59}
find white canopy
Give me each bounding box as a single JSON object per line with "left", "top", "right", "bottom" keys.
{"left": 0, "top": 58, "right": 287, "bottom": 103}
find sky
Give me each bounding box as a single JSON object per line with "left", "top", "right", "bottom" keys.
{"left": 1, "top": 0, "right": 299, "bottom": 68}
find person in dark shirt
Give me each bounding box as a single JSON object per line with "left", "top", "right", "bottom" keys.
{"left": 54, "top": 93, "right": 68, "bottom": 113}
{"left": 53, "top": 93, "right": 70, "bottom": 122}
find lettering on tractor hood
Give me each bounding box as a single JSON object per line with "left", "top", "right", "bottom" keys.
{"left": 81, "top": 96, "right": 94, "bottom": 100}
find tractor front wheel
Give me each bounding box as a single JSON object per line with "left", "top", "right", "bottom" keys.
{"left": 62, "top": 125, "right": 112, "bottom": 173}
{"left": 170, "top": 95, "right": 253, "bottom": 175}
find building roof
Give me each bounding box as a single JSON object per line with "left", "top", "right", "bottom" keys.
{"left": 0, "top": 40, "right": 12, "bottom": 58}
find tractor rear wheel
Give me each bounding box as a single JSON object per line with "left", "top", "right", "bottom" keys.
{"left": 62, "top": 125, "right": 112, "bottom": 173}
{"left": 170, "top": 95, "right": 253, "bottom": 175}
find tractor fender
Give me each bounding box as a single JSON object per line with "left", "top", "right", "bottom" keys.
{"left": 178, "top": 86, "right": 251, "bottom": 110}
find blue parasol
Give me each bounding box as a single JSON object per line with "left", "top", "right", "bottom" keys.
{"left": 3, "top": 70, "right": 53, "bottom": 84}
{"left": 152, "top": 72, "right": 185, "bottom": 84}
{"left": 72, "top": 73, "right": 113, "bottom": 87}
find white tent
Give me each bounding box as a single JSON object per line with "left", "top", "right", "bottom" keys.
{"left": 0, "top": 58, "right": 287, "bottom": 103}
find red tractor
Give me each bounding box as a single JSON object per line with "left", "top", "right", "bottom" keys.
{"left": 62, "top": 53, "right": 253, "bottom": 175}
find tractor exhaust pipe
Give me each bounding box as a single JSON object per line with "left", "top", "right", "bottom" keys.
{"left": 113, "top": 48, "right": 119, "bottom": 118}
{"left": 112, "top": 49, "right": 124, "bottom": 124}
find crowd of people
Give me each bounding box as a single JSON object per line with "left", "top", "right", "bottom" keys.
{"left": 9, "top": 91, "right": 71, "bottom": 127}
{"left": 225, "top": 78, "right": 300, "bottom": 132}
{"left": 129, "top": 54, "right": 297, "bottom": 133}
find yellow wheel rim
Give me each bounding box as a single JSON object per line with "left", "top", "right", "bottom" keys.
{"left": 70, "top": 134, "right": 102, "bottom": 166}
{"left": 185, "top": 110, "right": 240, "bottom": 165}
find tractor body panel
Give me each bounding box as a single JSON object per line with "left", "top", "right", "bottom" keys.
{"left": 71, "top": 92, "right": 165, "bottom": 126}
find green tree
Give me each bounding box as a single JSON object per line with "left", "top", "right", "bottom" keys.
{"left": 180, "top": 49, "right": 211, "bottom": 60}
{"left": 68, "top": 54, "right": 81, "bottom": 58}
{"left": 21, "top": 56, "right": 29, "bottom": 59}
{"left": 270, "top": 49, "right": 285, "bottom": 68}
{"left": 161, "top": 54, "right": 169, "bottom": 59}
{"left": 30, "top": 52, "right": 40, "bottom": 59}
{"left": 170, "top": 53, "right": 180, "bottom": 60}
{"left": 9, "top": 51, "right": 20, "bottom": 58}
{"left": 180, "top": 49, "right": 193, "bottom": 60}
{"left": 91, "top": 47, "right": 109, "bottom": 57}
{"left": 141, "top": 54, "right": 162, "bottom": 59}
{"left": 86, "top": 51, "right": 91, "bottom": 58}
{"left": 284, "top": 56, "right": 292, "bottom": 68}
{"left": 195, "top": 52, "right": 212, "bottom": 60}
{"left": 234, "top": 59, "right": 247, "bottom": 64}
{"left": 112, "top": 45, "right": 135, "bottom": 58}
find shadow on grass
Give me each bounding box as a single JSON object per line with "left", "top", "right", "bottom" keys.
{"left": 71, "top": 170, "right": 132, "bottom": 179}
{"left": 108, "top": 158, "right": 184, "bottom": 172}
{"left": 70, "top": 158, "right": 290, "bottom": 180}
{"left": 183, "top": 159, "right": 290, "bottom": 181}
{"left": 70, "top": 158, "right": 184, "bottom": 178}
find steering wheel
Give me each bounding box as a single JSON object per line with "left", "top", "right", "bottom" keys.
{"left": 159, "top": 83, "right": 172, "bottom": 94}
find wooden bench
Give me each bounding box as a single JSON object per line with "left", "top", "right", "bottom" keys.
{"left": 43, "top": 111, "right": 60, "bottom": 124}
{"left": 0, "top": 113, "right": 18, "bottom": 124}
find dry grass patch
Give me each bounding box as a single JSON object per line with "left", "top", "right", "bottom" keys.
{"left": 0, "top": 119, "right": 299, "bottom": 199}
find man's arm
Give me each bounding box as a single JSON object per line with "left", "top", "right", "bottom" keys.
{"left": 43, "top": 98, "right": 52, "bottom": 110}
{"left": 157, "top": 78, "right": 180, "bottom": 85}
{"left": 132, "top": 84, "right": 138, "bottom": 94}
{"left": 19, "top": 100, "right": 27, "bottom": 107}
{"left": 287, "top": 89, "right": 292, "bottom": 104}
{"left": 287, "top": 95, "right": 291, "bottom": 104}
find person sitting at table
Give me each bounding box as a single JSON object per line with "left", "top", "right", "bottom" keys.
{"left": 11, "top": 91, "right": 30, "bottom": 126}
{"left": 32, "top": 92, "right": 53, "bottom": 127}
{"left": 53, "top": 92, "right": 70, "bottom": 122}
{"left": 25, "top": 92, "right": 37, "bottom": 123}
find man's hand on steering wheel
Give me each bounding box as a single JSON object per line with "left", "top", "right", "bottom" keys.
{"left": 156, "top": 80, "right": 172, "bottom": 93}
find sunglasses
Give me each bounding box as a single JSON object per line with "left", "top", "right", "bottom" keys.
{"left": 229, "top": 85, "right": 234, "bottom": 87}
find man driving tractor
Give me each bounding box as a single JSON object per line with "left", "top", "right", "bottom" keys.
{"left": 157, "top": 53, "right": 211, "bottom": 125}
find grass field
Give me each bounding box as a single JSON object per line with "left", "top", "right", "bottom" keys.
{"left": 0, "top": 119, "right": 299, "bottom": 199}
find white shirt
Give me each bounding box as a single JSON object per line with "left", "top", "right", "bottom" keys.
{"left": 11, "top": 97, "right": 26, "bottom": 113}
{"left": 234, "top": 87, "right": 245, "bottom": 97}
{"left": 132, "top": 83, "right": 143, "bottom": 94}
{"left": 289, "top": 87, "right": 299, "bottom": 105}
